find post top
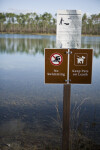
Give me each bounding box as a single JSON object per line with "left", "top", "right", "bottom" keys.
{"left": 57, "top": 10, "right": 81, "bottom": 15}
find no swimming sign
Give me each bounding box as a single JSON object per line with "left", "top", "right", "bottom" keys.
{"left": 45, "top": 48, "right": 93, "bottom": 84}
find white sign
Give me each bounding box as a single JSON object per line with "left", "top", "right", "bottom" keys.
{"left": 56, "top": 10, "right": 82, "bottom": 48}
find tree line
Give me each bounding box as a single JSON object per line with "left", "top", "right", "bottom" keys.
{"left": 0, "top": 12, "right": 100, "bottom": 35}
{"left": 82, "top": 13, "right": 100, "bottom": 35}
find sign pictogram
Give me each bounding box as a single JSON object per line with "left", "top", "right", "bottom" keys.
{"left": 74, "top": 53, "right": 87, "bottom": 66}
{"left": 59, "top": 17, "right": 64, "bottom": 25}
{"left": 50, "top": 53, "right": 63, "bottom": 66}
{"left": 59, "top": 17, "right": 69, "bottom": 26}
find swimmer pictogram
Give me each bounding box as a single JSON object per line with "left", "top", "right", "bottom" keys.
{"left": 50, "top": 53, "right": 63, "bottom": 66}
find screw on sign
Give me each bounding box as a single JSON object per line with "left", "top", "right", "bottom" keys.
{"left": 50, "top": 53, "right": 63, "bottom": 66}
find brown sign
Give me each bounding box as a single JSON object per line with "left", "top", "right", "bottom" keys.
{"left": 45, "top": 49, "right": 68, "bottom": 84}
{"left": 69, "top": 49, "right": 93, "bottom": 84}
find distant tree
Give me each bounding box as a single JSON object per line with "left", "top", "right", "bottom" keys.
{"left": 82, "top": 13, "right": 87, "bottom": 34}
{"left": 0, "top": 13, "right": 6, "bottom": 32}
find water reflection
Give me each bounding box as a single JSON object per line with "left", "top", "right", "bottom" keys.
{"left": 0, "top": 35, "right": 56, "bottom": 55}
{"left": 0, "top": 35, "right": 100, "bottom": 58}
{"left": 81, "top": 36, "right": 100, "bottom": 58}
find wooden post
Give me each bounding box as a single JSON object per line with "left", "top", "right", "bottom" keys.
{"left": 62, "top": 84, "right": 71, "bottom": 150}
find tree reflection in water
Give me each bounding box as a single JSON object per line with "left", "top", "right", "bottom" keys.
{"left": 0, "top": 35, "right": 56, "bottom": 55}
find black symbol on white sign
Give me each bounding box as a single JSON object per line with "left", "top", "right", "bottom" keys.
{"left": 64, "top": 23, "right": 69, "bottom": 25}
{"left": 59, "top": 17, "right": 69, "bottom": 25}
{"left": 59, "top": 17, "right": 64, "bottom": 25}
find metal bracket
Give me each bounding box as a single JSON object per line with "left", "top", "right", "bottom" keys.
{"left": 66, "top": 51, "right": 72, "bottom": 54}
{"left": 65, "top": 79, "right": 71, "bottom": 82}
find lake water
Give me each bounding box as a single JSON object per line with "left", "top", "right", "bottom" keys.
{"left": 0, "top": 34, "right": 100, "bottom": 149}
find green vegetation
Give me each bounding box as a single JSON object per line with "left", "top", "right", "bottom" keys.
{"left": 82, "top": 13, "right": 100, "bottom": 35}
{"left": 0, "top": 12, "right": 100, "bottom": 35}
{"left": 0, "top": 12, "right": 56, "bottom": 34}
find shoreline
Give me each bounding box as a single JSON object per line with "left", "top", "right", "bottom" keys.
{"left": 0, "top": 32, "right": 100, "bottom": 37}
{"left": 0, "top": 32, "right": 56, "bottom": 36}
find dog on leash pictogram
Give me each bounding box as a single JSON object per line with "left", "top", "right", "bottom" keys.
{"left": 74, "top": 53, "right": 88, "bottom": 66}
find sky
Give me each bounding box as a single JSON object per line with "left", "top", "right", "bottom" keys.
{"left": 0, "top": 0, "right": 100, "bottom": 15}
